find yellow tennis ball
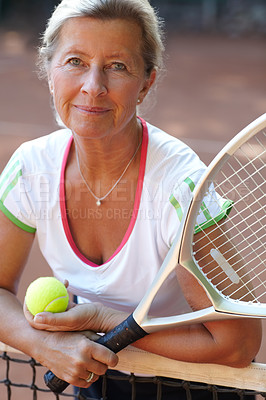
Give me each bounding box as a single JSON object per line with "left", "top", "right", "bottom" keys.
{"left": 25, "top": 277, "right": 69, "bottom": 316}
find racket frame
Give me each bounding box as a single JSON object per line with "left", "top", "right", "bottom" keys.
{"left": 134, "top": 113, "right": 266, "bottom": 331}
{"left": 180, "top": 114, "right": 266, "bottom": 318}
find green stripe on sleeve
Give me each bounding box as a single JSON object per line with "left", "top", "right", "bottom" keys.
{"left": 169, "top": 194, "right": 183, "bottom": 222}
{"left": 172, "top": 176, "right": 233, "bottom": 234}
{"left": 184, "top": 176, "right": 195, "bottom": 192}
{"left": 184, "top": 177, "right": 213, "bottom": 222}
{"left": 0, "top": 200, "right": 36, "bottom": 233}
{"left": 200, "top": 201, "right": 213, "bottom": 222}
{"left": 194, "top": 200, "right": 233, "bottom": 234}
{"left": 0, "top": 160, "right": 20, "bottom": 189}
{"left": 0, "top": 169, "right": 22, "bottom": 203}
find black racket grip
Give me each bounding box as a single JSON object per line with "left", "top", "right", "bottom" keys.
{"left": 44, "top": 314, "right": 147, "bottom": 394}
{"left": 44, "top": 370, "right": 69, "bottom": 394}
{"left": 96, "top": 313, "right": 147, "bottom": 352}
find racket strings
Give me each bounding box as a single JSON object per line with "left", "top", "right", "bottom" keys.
{"left": 195, "top": 229, "right": 265, "bottom": 280}
{"left": 192, "top": 129, "right": 265, "bottom": 305}
{"left": 203, "top": 155, "right": 265, "bottom": 236}
{"left": 194, "top": 231, "right": 263, "bottom": 304}
{"left": 217, "top": 134, "right": 265, "bottom": 202}
{"left": 194, "top": 191, "right": 265, "bottom": 268}
{"left": 219, "top": 164, "right": 265, "bottom": 209}
{"left": 220, "top": 247, "right": 266, "bottom": 299}
{"left": 194, "top": 189, "right": 264, "bottom": 265}
{"left": 231, "top": 256, "right": 266, "bottom": 302}
{"left": 199, "top": 217, "right": 265, "bottom": 301}
{"left": 218, "top": 132, "right": 265, "bottom": 179}
{"left": 219, "top": 156, "right": 265, "bottom": 213}
{"left": 194, "top": 227, "right": 266, "bottom": 303}
{"left": 221, "top": 208, "right": 265, "bottom": 258}
{"left": 225, "top": 154, "right": 265, "bottom": 214}
{"left": 194, "top": 242, "right": 264, "bottom": 303}
{"left": 216, "top": 149, "right": 265, "bottom": 197}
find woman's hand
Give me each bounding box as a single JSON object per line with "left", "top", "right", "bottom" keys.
{"left": 24, "top": 300, "right": 96, "bottom": 331}
{"left": 23, "top": 301, "right": 119, "bottom": 387}
{"left": 23, "top": 301, "right": 125, "bottom": 333}
{"left": 38, "top": 328, "right": 118, "bottom": 388}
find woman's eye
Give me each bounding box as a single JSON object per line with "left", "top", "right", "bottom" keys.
{"left": 68, "top": 58, "right": 83, "bottom": 66}
{"left": 111, "top": 62, "right": 126, "bottom": 71}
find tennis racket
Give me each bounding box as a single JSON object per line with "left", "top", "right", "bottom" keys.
{"left": 44, "top": 113, "right": 266, "bottom": 393}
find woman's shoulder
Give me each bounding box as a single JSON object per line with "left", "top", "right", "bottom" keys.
{"left": 16, "top": 128, "right": 72, "bottom": 174}
{"left": 19, "top": 128, "right": 71, "bottom": 154}
{"left": 145, "top": 120, "right": 206, "bottom": 179}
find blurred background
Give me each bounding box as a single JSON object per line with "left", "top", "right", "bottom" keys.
{"left": 1, "top": 0, "right": 266, "bottom": 35}
{"left": 0, "top": 0, "right": 265, "bottom": 363}
{"left": 0, "top": 0, "right": 265, "bottom": 162}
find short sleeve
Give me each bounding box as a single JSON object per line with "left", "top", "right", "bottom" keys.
{"left": 193, "top": 182, "right": 233, "bottom": 234}
{"left": 0, "top": 148, "right": 36, "bottom": 233}
{"left": 162, "top": 171, "right": 232, "bottom": 247}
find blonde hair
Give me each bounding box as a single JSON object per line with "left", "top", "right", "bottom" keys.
{"left": 38, "top": 0, "right": 165, "bottom": 79}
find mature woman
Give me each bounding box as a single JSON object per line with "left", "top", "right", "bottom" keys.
{"left": 0, "top": 0, "right": 262, "bottom": 399}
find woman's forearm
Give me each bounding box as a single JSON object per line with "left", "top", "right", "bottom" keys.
{"left": 81, "top": 304, "right": 262, "bottom": 368}
{"left": 0, "top": 288, "right": 52, "bottom": 359}
{"left": 24, "top": 302, "right": 262, "bottom": 369}
{"left": 133, "top": 318, "right": 262, "bottom": 368}
{"left": 0, "top": 290, "right": 118, "bottom": 387}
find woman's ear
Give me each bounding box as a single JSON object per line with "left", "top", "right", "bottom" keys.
{"left": 48, "top": 77, "right": 54, "bottom": 95}
{"left": 138, "top": 69, "right": 157, "bottom": 104}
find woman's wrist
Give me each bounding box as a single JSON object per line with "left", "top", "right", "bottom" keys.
{"left": 93, "top": 303, "right": 129, "bottom": 333}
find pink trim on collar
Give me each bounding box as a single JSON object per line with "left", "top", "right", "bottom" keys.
{"left": 60, "top": 118, "right": 148, "bottom": 267}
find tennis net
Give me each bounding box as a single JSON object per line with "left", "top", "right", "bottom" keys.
{"left": 0, "top": 341, "right": 266, "bottom": 400}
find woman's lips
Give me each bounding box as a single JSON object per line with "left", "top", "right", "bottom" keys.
{"left": 74, "top": 105, "right": 110, "bottom": 115}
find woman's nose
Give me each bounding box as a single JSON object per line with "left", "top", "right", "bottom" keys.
{"left": 81, "top": 67, "right": 107, "bottom": 97}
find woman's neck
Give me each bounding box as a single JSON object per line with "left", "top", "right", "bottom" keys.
{"left": 71, "top": 117, "right": 143, "bottom": 183}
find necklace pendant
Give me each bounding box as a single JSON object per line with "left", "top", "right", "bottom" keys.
{"left": 76, "top": 136, "right": 142, "bottom": 208}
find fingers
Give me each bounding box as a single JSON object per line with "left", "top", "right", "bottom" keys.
{"left": 33, "top": 311, "right": 71, "bottom": 331}
{"left": 23, "top": 300, "right": 57, "bottom": 331}
{"left": 77, "top": 341, "right": 118, "bottom": 388}
{"left": 23, "top": 300, "right": 34, "bottom": 323}
{"left": 63, "top": 279, "right": 69, "bottom": 289}
{"left": 75, "top": 371, "right": 99, "bottom": 388}
{"left": 91, "top": 339, "right": 118, "bottom": 369}
{"left": 44, "top": 334, "right": 118, "bottom": 389}
{"left": 23, "top": 301, "right": 94, "bottom": 332}
{"left": 74, "top": 338, "right": 118, "bottom": 387}
{"left": 82, "top": 330, "right": 101, "bottom": 342}
{"left": 24, "top": 302, "right": 100, "bottom": 332}
{"left": 24, "top": 299, "right": 125, "bottom": 336}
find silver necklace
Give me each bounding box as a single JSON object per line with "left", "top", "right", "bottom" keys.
{"left": 76, "top": 138, "right": 142, "bottom": 206}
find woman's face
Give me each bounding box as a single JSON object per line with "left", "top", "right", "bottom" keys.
{"left": 48, "top": 17, "right": 155, "bottom": 140}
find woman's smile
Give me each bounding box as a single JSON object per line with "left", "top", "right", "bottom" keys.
{"left": 73, "top": 105, "right": 111, "bottom": 116}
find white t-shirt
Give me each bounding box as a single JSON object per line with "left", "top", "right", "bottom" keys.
{"left": 0, "top": 119, "right": 229, "bottom": 317}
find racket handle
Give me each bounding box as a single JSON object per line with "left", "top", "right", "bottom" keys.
{"left": 96, "top": 313, "right": 147, "bottom": 352}
{"left": 44, "top": 314, "right": 147, "bottom": 394}
{"left": 44, "top": 370, "right": 69, "bottom": 394}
